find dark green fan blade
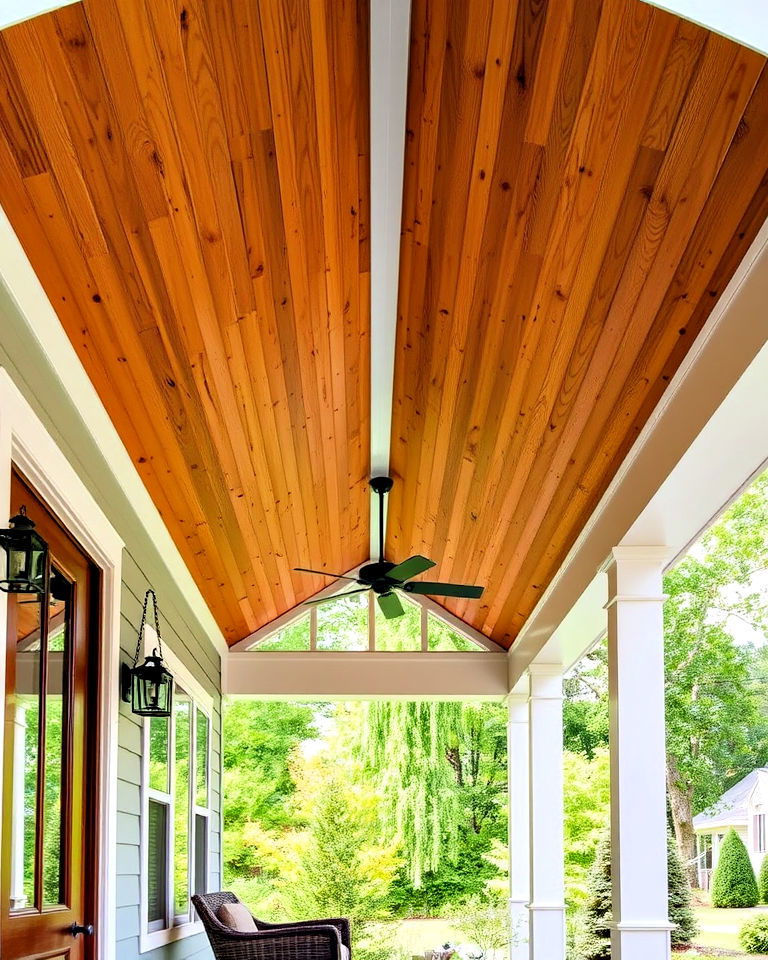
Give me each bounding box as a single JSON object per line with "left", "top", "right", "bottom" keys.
{"left": 304, "top": 588, "right": 369, "bottom": 606}
{"left": 388, "top": 555, "right": 436, "bottom": 582}
{"left": 294, "top": 567, "right": 360, "bottom": 581}
{"left": 377, "top": 592, "right": 405, "bottom": 619}
{"left": 404, "top": 581, "right": 484, "bottom": 599}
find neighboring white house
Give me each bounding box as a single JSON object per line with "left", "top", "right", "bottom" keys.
{"left": 694, "top": 768, "right": 768, "bottom": 888}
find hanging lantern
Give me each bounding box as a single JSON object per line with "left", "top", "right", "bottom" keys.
{"left": 0, "top": 505, "right": 48, "bottom": 594}
{"left": 121, "top": 589, "right": 174, "bottom": 717}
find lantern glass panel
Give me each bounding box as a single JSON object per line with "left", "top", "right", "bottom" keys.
{"left": 0, "top": 527, "right": 47, "bottom": 594}
{"left": 131, "top": 654, "right": 173, "bottom": 717}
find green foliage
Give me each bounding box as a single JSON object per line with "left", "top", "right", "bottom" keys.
{"left": 667, "top": 830, "right": 698, "bottom": 945}
{"left": 739, "top": 914, "right": 768, "bottom": 953}
{"left": 578, "top": 829, "right": 697, "bottom": 958}
{"left": 711, "top": 829, "right": 759, "bottom": 908}
{"left": 759, "top": 854, "right": 768, "bottom": 903}
{"left": 361, "top": 701, "right": 507, "bottom": 889}
{"left": 562, "top": 750, "right": 610, "bottom": 908}
{"left": 450, "top": 890, "right": 511, "bottom": 959}
{"left": 563, "top": 648, "right": 609, "bottom": 759}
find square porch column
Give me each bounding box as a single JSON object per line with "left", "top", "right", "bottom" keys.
{"left": 507, "top": 685, "right": 530, "bottom": 959}
{"left": 528, "top": 663, "right": 565, "bottom": 959}
{"left": 607, "top": 546, "right": 673, "bottom": 960}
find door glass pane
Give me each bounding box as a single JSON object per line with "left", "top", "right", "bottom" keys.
{"left": 43, "top": 568, "right": 70, "bottom": 907}
{"left": 195, "top": 711, "right": 209, "bottom": 807}
{"left": 149, "top": 716, "right": 170, "bottom": 794}
{"left": 173, "top": 691, "right": 190, "bottom": 919}
{"left": 10, "top": 595, "right": 42, "bottom": 912}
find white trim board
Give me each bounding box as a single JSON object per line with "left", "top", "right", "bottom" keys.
{"left": 224, "top": 650, "right": 509, "bottom": 700}
{"left": 643, "top": 1, "right": 768, "bottom": 55}
{"left": 0, "top": 369, "right": 124, "bottom": 960}
{"left": 369, "top": 0, "right": 412, "bottom": 555}
{"left": 509, "top": 215, "right": 768, "bottom": 682}
{"left": 0, "top": 203, "right": 227, "bottom": 660}
{"left": 0, "top": 0, "right": 78, "bottom": 30}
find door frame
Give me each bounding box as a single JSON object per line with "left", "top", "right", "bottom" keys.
{"left": 0, "top": 368, "right": 123, "bottom": 960}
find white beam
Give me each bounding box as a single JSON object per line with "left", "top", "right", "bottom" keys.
{"left": 369, "top": 0, "right": 411, "bottom": 555}
{"left": 0, "top": 0, "right": 78, "bottom": 30}
{"left": 223, "top": 650, "right": 508, "bottom": 700}
{"left": 606, "top": 547, "right": 673, "bottom": 960}
{"left": 510, "top": 216, "right": 768, "bottom": 681}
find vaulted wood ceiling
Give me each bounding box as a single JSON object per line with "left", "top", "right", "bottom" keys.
{"left": 0, "top": 0, "right": 767, "bottom": 647}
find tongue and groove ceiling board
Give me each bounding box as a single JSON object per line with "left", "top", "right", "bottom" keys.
{"left": 0, "top": 2, "right": 766, "bottom": 650}
{"left": 0, "top": 0, "right": 371, "bottom": 644}
{"left": 387, "top": 0, "right": 768, "bottom": 646}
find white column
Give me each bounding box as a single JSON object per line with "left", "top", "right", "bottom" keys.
{"left": 507, "top": 684, "right": 530, "bottom": 959}
{"left": 528, "top": 663, "right": 565, "bottom": 960}
{"left": 607, "top": 546, "right": 673, "bottom": 960}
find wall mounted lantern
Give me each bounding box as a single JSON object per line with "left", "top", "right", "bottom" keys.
{"left": 0, "top": 505, "right": 48, "bottom": 594}
{"left": 121, "top": 588, "right": 174, "bottom": 717}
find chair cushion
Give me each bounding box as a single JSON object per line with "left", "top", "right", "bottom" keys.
{"left": 340, "top": 944, "right": 350, "bottom": 960}
{"left": 218, "top": 902, "right": 258, "bottom": 932}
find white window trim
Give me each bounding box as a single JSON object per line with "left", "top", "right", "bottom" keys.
{"left": 0, "top": 369, "right": 124, "bottom": 960}
{"left": 139, "top": 627, "right": 213, "bottom": 954}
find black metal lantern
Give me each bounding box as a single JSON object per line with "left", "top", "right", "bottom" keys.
{"left": 0, "top": 505, "right": 48, "bottom": 594}
{"left": 121, "top": 589, "right": 174, "bottom": 717}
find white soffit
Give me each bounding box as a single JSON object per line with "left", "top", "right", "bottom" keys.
{"left": 369, "top": 0, "right": 411, "bottom": 555}
{"left": 0, "top": 0, "right": 78, "bottom": 30}
{"left": 644, "top": 0, "right": 768, "bottom": 55}
{"left": 510, "top": 215, "right": 768, "bottom": 680}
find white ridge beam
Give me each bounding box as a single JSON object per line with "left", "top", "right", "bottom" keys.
{"left": 369, "top": 0, "right": 412, "bottom": 556}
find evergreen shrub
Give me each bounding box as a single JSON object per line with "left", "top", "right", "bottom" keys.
{"left": 759, "top": 853, "right": 768, "bottom": 903}
{"left": 711, "top": 828, "right": 759, "bottom": 908}
{"left": 740, "top": 914, "right": 768, "bottom": 953}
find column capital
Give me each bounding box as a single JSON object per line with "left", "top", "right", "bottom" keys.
{"left": 528, "top": 662, "right": 563, "bottom": 700}
{"left": 601, "top": 545, "right": 673, "bottom": 572}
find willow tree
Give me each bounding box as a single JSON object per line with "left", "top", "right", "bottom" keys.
{"left": 361, "top": 701, "right": 507, "bottom": 888}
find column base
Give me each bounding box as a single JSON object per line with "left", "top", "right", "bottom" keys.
{"left": 610, "top": 921, "right": 673, "bottom": 960}
{"left": 509, "top": 898, "right": 529, "bottom": 960}
{"left": 529, "top": 902, "right": 565, "bottom": 959}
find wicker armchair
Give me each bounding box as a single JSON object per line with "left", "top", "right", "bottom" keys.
{"left": 193, "top": 892, "right": 351, "bottom": 960}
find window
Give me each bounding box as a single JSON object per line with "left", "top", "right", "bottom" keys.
{"left": 755, "top": 814, "right": 766, "bottom": 853}
{"left": 140, "top": 637, "right": 213, "bottom": 952}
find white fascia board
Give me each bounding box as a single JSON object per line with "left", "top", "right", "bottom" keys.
{"left": 223, "top": 651, "right": 509, "bottom": 701}
{"left": 509, "top": 215, "right": 768, "bottom": 682}
{"left": 642, "top": 0, "right": 768, "bottom": 55}
{"left": 0, "top": 205, "right": 228, "bottom": 660}
{"left": 369, "top": 0, "right": 411, "bottom": 555}
{"left": 0, "top": 0, "right": 78, "bottom": 30}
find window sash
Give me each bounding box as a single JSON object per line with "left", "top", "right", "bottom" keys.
{"left": 141, "top": 691, "right": 212, "bottom": 947}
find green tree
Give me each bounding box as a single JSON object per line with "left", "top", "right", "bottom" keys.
{"left": 759, "top": 853, "right": 768, "bottom": 903}
{"left": 562, "top": 750, "right": 610, "bottom": 908}
{"left": 665, "top": 474, "right": 768, "bottom": 884}
{"left": 579, "top": 829, "right": 697, "bottom": 958}
{"left": 361, "top": 701, "right": 507, "bottom": 888}
{"left": 222, "top": 700, "right": 320, "bottom": 883}
{"left": 711, "top": 828, "right": 759, "bottom": 908}
{"left": 563, "top": 646, "right": 609, "bottom": 759}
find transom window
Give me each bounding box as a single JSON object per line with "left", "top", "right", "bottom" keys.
{"left": 251, "top": 590, "right": 490, "bottom": 652}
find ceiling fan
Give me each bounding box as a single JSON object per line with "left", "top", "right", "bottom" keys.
{"left": 294, "top": 476, "right": 484, "bottom": 619}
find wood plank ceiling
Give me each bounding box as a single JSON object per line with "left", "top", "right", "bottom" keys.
{"left": 0, "top": 0, "right": 766, "bottom": 647}
{"left": 387, "top": 0, "right": 768, "bottom": 645}
{"left": 0, "top": 0, "right": 371, "bottom": 644}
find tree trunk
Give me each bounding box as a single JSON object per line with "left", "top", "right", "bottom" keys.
{"left": 667, "top": 752, "right": 698, "bottom": 887}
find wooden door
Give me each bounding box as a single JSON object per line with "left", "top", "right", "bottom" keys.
{"left": 1, "top": 473, "right": 98, "bottom": 960}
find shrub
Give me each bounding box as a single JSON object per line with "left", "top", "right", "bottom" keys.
{"left": 577, "top": 828, "right": 697, "bottom": 959}
{"left": 740, "top": 914, "right": 768, "bottom": 953}
{"left": 711, "top": 828, "right": 759, "bottom": 908}
{"left": 759, "top": 853, "right": 768, "bottom": 903}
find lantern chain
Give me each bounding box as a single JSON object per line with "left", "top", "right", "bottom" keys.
{"left": 132, "top": 588, "right": 164, "bottom": 667}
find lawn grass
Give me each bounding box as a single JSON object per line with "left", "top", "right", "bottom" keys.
{"left": 395, "top": 918, "right": 463, "bottom": 956}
